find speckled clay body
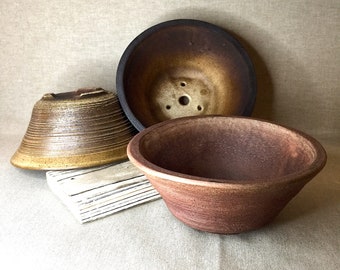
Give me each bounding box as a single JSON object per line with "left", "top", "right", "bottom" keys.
{"left": 127, "top": 116, "right": 327, "bottom": 234}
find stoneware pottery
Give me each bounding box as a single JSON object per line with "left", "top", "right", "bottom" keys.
{"left": 117, "top": 19, "right": 256, "bottom": 131}
{"left": 127, "top": 116, "right": 327, "bottom": 234}
{"left": 11, "top": 88, "right": 137, "bottom": 170}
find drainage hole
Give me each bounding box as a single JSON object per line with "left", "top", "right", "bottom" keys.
{"left": 178, "top": 96, "right": 190, "bottom": 105}
{"left": 180, "top": 82, "right": 186, "bottom": 87}
{"left": 166, "top": 105, "right": 171, "bottom": 110}
{"left": 197, "top": 105, "right": 202, "bottom": 111}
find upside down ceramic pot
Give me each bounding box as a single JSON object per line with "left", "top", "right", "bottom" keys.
{"left": 127, "top": 116, "right": 327, "bottom": 234}
{"left": 11, "top": 88, "right": 137, "bottom": 170}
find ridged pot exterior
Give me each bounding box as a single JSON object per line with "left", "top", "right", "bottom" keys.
{"left": 11, "top": 89, "right": 137, "bottom": 170}
{"left": 145, "top": 173, "right": 312, "bottom": 234}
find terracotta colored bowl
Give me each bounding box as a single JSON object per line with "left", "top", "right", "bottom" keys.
{"left": 127, "top": 116, "right": 327, "bottom": 234}
{"left": 11, "top": 88, "right": 137, "bottom": 170}
{"left": 117, "top": 19, "right": 256, "bottom": 131}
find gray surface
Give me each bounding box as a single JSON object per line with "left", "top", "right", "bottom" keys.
{"left": 1, "top": 134, "right": 339, "bottom": 270}
{"left": 1, "top": 1, "right": 339, "bottom": 269}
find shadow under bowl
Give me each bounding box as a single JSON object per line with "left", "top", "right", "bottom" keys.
{"left": 117, "top": 19, "right": 256, "bottom": 131}
{"left": 127, "top": 116, "right": 327, "bottom": 234}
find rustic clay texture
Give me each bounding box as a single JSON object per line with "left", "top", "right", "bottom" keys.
{"left": 11, "top": 88, "right": 137, "bottom": 170}
{"left": 117, "top": 19, "right": 256, "bottom": 131}
{"left": 127, "top": 116, "right": 327, "bottom": 234}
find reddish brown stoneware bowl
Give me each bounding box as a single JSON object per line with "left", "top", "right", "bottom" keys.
{"left": 127, "top": 116, "right": 327, "bottom": 234}
{"left": 117, "top": 19, "right": 256, "bottom": 131}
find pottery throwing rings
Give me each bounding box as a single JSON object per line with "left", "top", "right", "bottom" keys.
{"left": 11, "top": 88, "right": 137, "bottom": 170}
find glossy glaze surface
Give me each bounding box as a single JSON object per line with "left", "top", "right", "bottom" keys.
{"left": 117, "top": 20, "right": 256, "bottom": 131}
{"left": 11, "top": 88, "right": 137, "bottom": 170}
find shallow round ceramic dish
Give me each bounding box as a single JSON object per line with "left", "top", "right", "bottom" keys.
{"left": 127, "top": 116, "right": 327, "bottom": 234}
{"left": 117, "top": 19, "right": 256, "bottom": 131}
{"left": 11, "top": 88, "right": 137, "bottom": 170}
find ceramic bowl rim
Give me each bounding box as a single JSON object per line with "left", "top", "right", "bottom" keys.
{"left": 127, "top": 116, "right": 327, "bottom": 188}
{"left": 116, "top": 19, "right": 257, "bottom": 131}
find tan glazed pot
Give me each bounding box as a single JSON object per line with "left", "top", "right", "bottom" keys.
{"left": 11, "top": 88, "right": 137, "bottom": 170}
{"left": 127, "top": 116, "right": 327, "bottom": 234}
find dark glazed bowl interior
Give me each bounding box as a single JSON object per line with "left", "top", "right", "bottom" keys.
{"left": 10, "top": 88, "right": 137, "bottom": 170}
{"left": 117, "top": 19, "right": 256, "bottom": 131}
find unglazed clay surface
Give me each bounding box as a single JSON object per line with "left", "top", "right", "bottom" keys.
{"left": 127, "top": 116, "right": 327, "bottom": 234}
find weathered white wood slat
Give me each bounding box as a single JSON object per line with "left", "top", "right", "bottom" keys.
{"left": 46, "top": 161, "right": 160, "bottom": 223}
